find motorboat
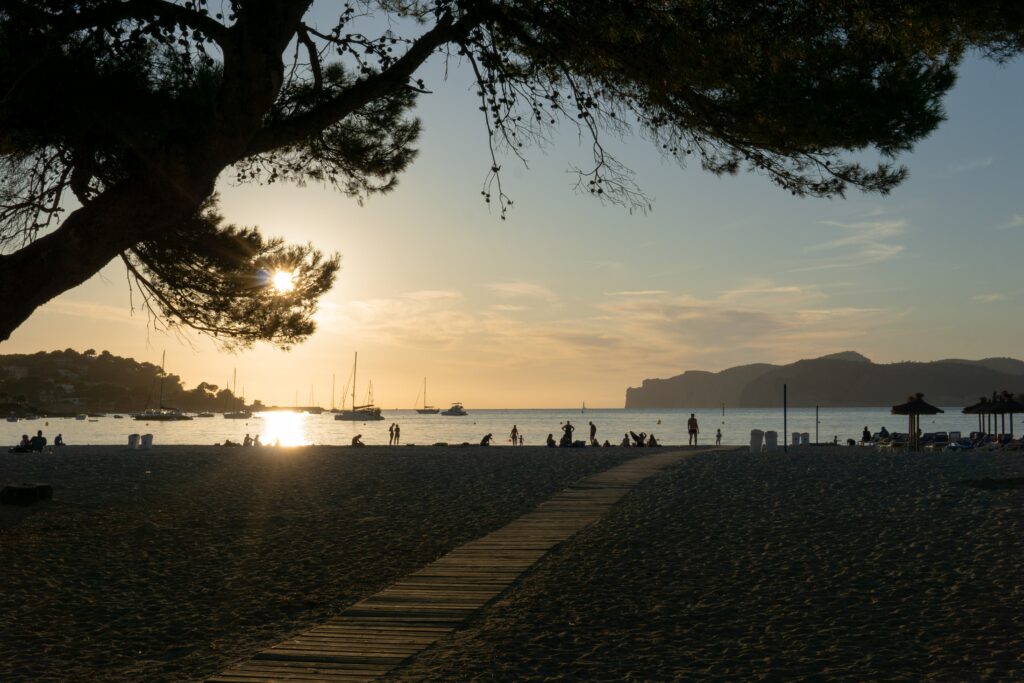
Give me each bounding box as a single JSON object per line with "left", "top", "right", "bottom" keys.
{"left": 133, "top": 409, "right": 193, "bottom": 421}
{"left": 441, "top": 402, "right": 468, "bottom": 416}
{"left": 196, "top": 412, "right": 215, "bottom": 418}
{"left": 224, "top": 410, "right": 252, "bottom": 420}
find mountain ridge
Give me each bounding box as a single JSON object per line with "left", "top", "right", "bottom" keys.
{"left": 625, "top": 352, "right": 1024, "bottom": 408}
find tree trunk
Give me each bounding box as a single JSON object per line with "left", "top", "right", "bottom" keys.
{"left": 0, "top": 179, "right": 207, "bottom": 341}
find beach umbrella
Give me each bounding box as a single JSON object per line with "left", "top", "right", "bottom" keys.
{"left": 962, "top": 397, "right": 990, "bottom": 435}
{"left": 993, "top": 391, "right": 1024, "bottom": 439}
{"left": 892, "top": 393, "right": 944, "bottom": 451}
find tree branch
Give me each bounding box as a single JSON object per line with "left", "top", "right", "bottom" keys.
{"left": 243, "top": 12, "right": 468, "bottom": 157}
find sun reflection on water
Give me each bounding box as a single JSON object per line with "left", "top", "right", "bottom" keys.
{"left": 257, "top": 411, "right": 309, "bottom": 447}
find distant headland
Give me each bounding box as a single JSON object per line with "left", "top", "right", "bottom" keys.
{"left": 625, "top": 352, "right": 1024, "bottom": 408}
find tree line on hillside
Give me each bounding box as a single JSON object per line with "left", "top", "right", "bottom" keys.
{"left": 0, "top": 349, "right": 246, "bottom": 414}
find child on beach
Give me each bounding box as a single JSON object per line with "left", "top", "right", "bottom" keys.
{"left": 716, "top": 428, "right": 722, "bottom": 446}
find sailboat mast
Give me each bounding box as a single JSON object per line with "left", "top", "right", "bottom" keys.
{"left": 424, "top": 377, "right": 427, "bottom": 408}
{"left": 352, "top": 352, "right": 357, "bottom": 409}
{"left": 331, "top": 374, "right": 336, "bottom": 411}
{"left": 159, "top": 350, "right": 166, "bottom": 408}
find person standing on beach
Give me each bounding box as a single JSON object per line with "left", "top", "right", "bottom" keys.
{"left": 394, "top": 423, "right": 401, "bottom": 445}
{"left": 510, "top": 424, "right": 519, "bottom": 445}
{"left": 562, "top": 420, "right": 575, "bottom": 446}
{"left": 589, "top": 421, "right": 597, "bottom": 443}
{"left": 715, "top": 428, "right": 722, "bottom": 446}
{"left": 687, "top": 413, "right": 699, "bottom": 445}
{"left": 388, "top": 423, "right": 395, "bottom": 446}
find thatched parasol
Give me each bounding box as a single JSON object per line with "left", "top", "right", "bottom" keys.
{"left": 993, "top": 391, "right": 1024, "bottom": 439}
{"left": 892, "top": 393, "right": 944, "bottom": 451}
{"left": 962, "top": 396, "right": 992, "bottom": 435}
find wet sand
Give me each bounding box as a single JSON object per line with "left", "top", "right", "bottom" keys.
{"left": 0, "top": 445, "right": 635, "bottom": 682}
{"left": 388, "top": 447, "right": 1023, "bottom": 682}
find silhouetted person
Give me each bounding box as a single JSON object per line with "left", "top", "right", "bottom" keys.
{"left": 562, "top": 421, "right": 575, "bottom": 444}
{"left": 480, "top": 433, "right": 493, "bottom": 446}
{"left": 879, "top": 426, "right": 890, "bottom": 438}
{"left": 9, "top": 434, "right": 31, "bottom": 453}
{"left": 29, "top": 430, "right": 46, "bottom": 452}
{"left": 862, "top": 426, "right": 871, "bottom": 444}
{"left": 687, "top": 413, "right": 699, "bottom": 445}
{"left": 510, "top": 424, "right": 518, "bottom": 445}
{"left": 394, "top": 423, "right": 401, "bottom": 445}
{"left": 253, "top": 434, "right": 262, "bottom": 447}
{"left": 54, "top": 433, "right": 64, "bottom": 447}
{"left": 243, "top": 433, "right": 253, "bottom": 447}
{"left": 630, "top": 431, "right": 645, "bottom": 447}
{"left": 388, "top": 423, "right": 395, "bottom": 446}
{"left": 715, "top": 428, "right": 722, "bottom": 446}
{"left": 589, "top": 421, "right": 597, "bottom": 443}
{"left": 590, "top": 436, "right": 600, "bottom": 447}
{"left": 351, "top": 434, "right": 364, "bottom": 447}
{"left": 519, "top": 434, "right": 524, "bottom": 446}
{"left": 603, "top": 440, "right": 611, "bottom": 447}
{"left": 620, "top": 433, "right": 629, "bottom": 447}
{"left": 647, "top": 433, "right": 659, "bottom": 447}
{"left": 546, "top": 433, "right": 556, "bottom": 447}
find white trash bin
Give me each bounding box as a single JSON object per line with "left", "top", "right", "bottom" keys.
{"left": 750, "top": 429, "right": 764, "bottom": 454}
{"left": 128, "top": 433, "right": 140, "bottom": 449}
{"left": 792, "top": 432, "right": 801, "bottom": 447}
{"left": 765, "top": 430, "right": 778, "bottom": 452}
{"left": 140, "top": 433, "right": 154, "bottom": 450}
{"left": 801, "top": 432, "right": 810, "bottom": 446}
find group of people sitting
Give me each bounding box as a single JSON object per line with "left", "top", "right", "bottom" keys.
{"left": 9, "top": 430, "right": 63, "bottom": 453}
{"left": 221, "top": 433, "right": 270, "bottom": 447}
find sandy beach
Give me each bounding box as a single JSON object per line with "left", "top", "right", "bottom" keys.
{"left": 387, "top": 447, "right": 1023, "bottom": 681}
{"left": 0, "top": 445, "right": 635, "bottom": 681}
{"left": 2, "top": 445, "right": 1021, "bottom": 682}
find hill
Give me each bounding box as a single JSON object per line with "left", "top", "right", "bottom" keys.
{"left": 0, "top": 349, "right": 247, "bottom": 415}
{"left": 625, "top": 353, "right": 1024, "bottom": 408}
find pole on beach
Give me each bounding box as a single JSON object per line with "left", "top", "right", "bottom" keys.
{"left": 783, "top": 383, "right": 788, "bottom": 453}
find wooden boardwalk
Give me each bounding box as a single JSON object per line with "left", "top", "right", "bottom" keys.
{"left": 209, "top": 449, "right": 705, "bottom": 682}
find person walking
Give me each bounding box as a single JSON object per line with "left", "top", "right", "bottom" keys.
{"left": 510, "top": 424, "right": 519, "bottom": 445}
{"left": 589, "top": 421, "right": 597, "bottom": 444}
{"left": 687, "top": 413, "right": 699, "bottom": 446}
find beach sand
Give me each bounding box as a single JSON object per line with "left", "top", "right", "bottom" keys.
{"left": 388, "top": 447, "right": 1023, "bottom": 682}
{"left": 0, "top": 445, "right": 635, "bottom": 682}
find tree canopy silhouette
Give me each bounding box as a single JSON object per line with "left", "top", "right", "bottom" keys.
{"left": 1, "top": 1, "right": 1021, "bottom": 343}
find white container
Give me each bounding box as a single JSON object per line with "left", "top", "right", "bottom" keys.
{"left": 801, "top": 432, "right": 810, "bottom": 445}
{"left": 750, "top": 429, "right": 764, "bottom": 453}
{"left": 765, "top": 430, "right": 778, "bottom": 452}
{"left": 128, "top": 433, "right": 140, "bottom": 449}
{"left": 792, "top": 432, "right": 801, "bottom": 446}
{"left": 140, "top": 433, "right": 154, "bottom": 450}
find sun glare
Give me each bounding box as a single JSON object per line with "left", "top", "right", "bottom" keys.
{"left": 258, "top": 410, "right": 308, "bottom": 447}
{"left": 271, "top": 270, "right": 295, "bottom": 293}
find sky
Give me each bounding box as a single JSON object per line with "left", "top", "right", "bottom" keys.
{"left": 3, "top": 15, "right": 1024, "bottom": 408}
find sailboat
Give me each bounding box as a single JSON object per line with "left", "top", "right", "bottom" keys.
{"left": 134, "top": 351, "right": 193, "bottom": 421}
{"left": 581, "top": 401, "right": 586, "bottom": 414}
{"left": 416, "top": 377, "right": 440, "bottom": 414}
{"left": 334, "top": 353, "right": 385, "bottom": 421}
{"left": 224, "top": 369, "right": 252, "bottom": 419}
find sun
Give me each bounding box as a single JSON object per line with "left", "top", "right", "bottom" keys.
{"left": 271, "top": 270, "right": 295, "bottom": 293}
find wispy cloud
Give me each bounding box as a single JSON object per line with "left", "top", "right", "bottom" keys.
{"left": 994, "top": 215, "right": 1024, "bottom": 231}
{"left": 797, "top": 219, "right": 906, "bottom": 271}
{"left": 42, "top": 299, "right": 137, "bottom": 324}
{"left": 973, "top": 293, "right": 1008, "bottom": 303}
{"left": 487, "top": 281, "right": 559, "bottom": 303}
{"left": 943, "top": 156, "right": 994, "bottom": 176}
{"left": 603, "top": 290, "right": 668, "bottom": 297}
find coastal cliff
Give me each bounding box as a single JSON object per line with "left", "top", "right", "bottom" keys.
{"left": 625, "top": 352, "right": 1024, "bottom": 408}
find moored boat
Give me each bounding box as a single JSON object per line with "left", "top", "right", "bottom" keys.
{"left": 441, "top": 402, "right": 468, "bottom": 416}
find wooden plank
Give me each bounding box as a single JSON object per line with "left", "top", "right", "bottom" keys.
{"left": 208, "top": 449, "right": 709, "bottom": 682}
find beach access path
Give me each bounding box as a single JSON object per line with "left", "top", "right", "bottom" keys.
{"left": 208, "top": 448, "right": 707, "bottom": 682}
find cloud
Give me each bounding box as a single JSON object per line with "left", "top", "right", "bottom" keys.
{"left": 972, "top": 293, "right": 1008, "bottom": 303}
{"left": 994, "top": 215, "right": 1024, "bottom": 231}
{"left": 603, "top": 290, "right": 668, "bottom": 297}
{"left": 943, "top": 156, "right": 994, "bottom": 176}
{"left": 797, "top": 219, "right": 906, "bottom": 270}
{"left": 487, "top": 281, "right": 559, "bottom": 303}
{"left": 42, "top": 299, "right": 138, "bottom": 324}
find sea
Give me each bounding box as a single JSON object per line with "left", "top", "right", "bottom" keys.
{"left": 2, "top": 407, "right": 1004, "bottom": 448}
